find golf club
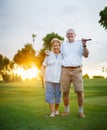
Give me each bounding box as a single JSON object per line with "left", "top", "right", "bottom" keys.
{"left": 82, "top": 39, "right": 92, "bottom": 41}
{"left": 41, "top": 78, "right": 49, "bottom": 118}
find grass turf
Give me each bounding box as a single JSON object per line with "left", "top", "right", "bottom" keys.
{"left": 0, "top": 79, "right": 107, "bottom": 130}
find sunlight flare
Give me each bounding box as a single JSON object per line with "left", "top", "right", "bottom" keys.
{"left": 13, "top": 65, "right": 38, "bottom": 81}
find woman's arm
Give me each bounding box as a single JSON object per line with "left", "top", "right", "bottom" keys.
{"left": 40, "top": 65, "right": 46, "bottom": 78}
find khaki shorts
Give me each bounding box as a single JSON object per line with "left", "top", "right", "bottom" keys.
{"left": 60, "top": 67, "right": 83, "bottom": 92}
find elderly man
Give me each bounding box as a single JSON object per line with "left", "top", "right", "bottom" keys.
{"left": 61, "top": 29, "right": 89, "bottom": 118}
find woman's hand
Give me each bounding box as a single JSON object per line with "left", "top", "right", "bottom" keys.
{"left": 45, "top": 50, "right": 50, "bottom": 56}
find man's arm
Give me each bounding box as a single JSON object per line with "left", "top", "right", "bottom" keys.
{"left": 83, "top": 46, "right": 89, "bottom": 58}
{"left": 82, "top": 39, "right": 89, "bottom": 58}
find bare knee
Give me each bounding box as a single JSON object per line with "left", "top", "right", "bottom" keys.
{"left": 63, "top": 92, "right": 69, "bottom": 97}
{"left": 76, "top": 91, "right": 84, "bottom": 97}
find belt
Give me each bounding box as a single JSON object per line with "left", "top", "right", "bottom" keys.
{"left": 62, "top": 66, "right": 81, "bottom": 69}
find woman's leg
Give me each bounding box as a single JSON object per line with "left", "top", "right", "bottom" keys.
{"left": 55, "top": 83, "right": 61, "bottom": 114}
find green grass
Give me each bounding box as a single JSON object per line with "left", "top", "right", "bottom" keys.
{"left": 0, "top": 79, "right": 107, "bottom": 130}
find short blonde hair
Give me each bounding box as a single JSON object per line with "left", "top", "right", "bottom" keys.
{"left": 51, "top": 38, "right": 61, "bottom": 46}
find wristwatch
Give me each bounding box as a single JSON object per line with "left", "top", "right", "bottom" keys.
{"left": 83, "top": 45, "right": 86, "bottom": 48}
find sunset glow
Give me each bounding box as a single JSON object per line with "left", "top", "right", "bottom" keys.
{"left": 13, "top": 66, "right": 38, "bottom": 81}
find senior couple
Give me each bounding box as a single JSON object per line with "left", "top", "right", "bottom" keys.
{"left": 41, "top": 29, "right": 89, "bottom": 118}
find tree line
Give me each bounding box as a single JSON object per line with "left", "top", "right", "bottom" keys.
{"left": 0, "top": 33, "right": 64, "bottom": 82}
{"left": 0, "top": 7, "right": 107, "bottom": 82}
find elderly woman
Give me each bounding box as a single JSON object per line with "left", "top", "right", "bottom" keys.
{"left": 41, "top": 38, "right": 63, "bottom": 117}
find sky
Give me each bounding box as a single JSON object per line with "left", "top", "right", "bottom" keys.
{"left": 0, "top": 0, "right": 107, "bottom": 77}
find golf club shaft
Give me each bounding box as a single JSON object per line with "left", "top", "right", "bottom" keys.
{"left": 41, "top": 78, "right": 47, "bottom": 116}
{"left": 82, "top": 39, "right": 92, "bottom": 41}
{"left": 42, "top": 78, "right": 44, "bottom": 89}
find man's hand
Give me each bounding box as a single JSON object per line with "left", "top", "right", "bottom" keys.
{"left": 82, "top": 38, "right": 87, "bottom": 46}
{"left": 82, "top": 38, "right": 92, "bottom": 46}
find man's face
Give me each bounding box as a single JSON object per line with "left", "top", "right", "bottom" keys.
{"left": 66, "top": 30, "right": 76, "bottom": 41}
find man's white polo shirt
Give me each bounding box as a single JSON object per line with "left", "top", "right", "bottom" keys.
{"left": 61, "top": 41, "right": 84, "bottom": 67}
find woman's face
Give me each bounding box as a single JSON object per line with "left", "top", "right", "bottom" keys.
{"left": 52, "top": 42, "right": 60, "bottom": 53}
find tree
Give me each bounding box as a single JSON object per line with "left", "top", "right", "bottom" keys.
{"left": 13, "top": 33, "right": 64, "bottom": 69}
{"left": 0, "top": 54, "right": 14, "bottom": 82}
{"left": 37, "top": 32, "right": 64, "bottom": 68}
{"left": 42, "top": 32, "right": 64, "bottom": 50}
{"left": 32, "top": 34, "right": 37, "bottom": 43}
{"left": 83, "top": 74, "right": 89, "bottom": 79}
{"left": 93, "top": 76, "right": 104, "bottom": 79}
{"left": 13, "top": 43, "right": 37, "bottom": 69}
{"left": 99, "top": 6, "right": 107, "bottom": 30}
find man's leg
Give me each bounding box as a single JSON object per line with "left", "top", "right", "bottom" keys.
{"left": 72, "top": 67, "right": 85, "bottom": 118}
{"left": 77, "top": 91, "right": 86, "bottom": 118}
{"left": 62, "top": 91, "right": 70, "bottom": 116}
{"left": 60, "top": 67, "right": 71, "bottom": 116}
